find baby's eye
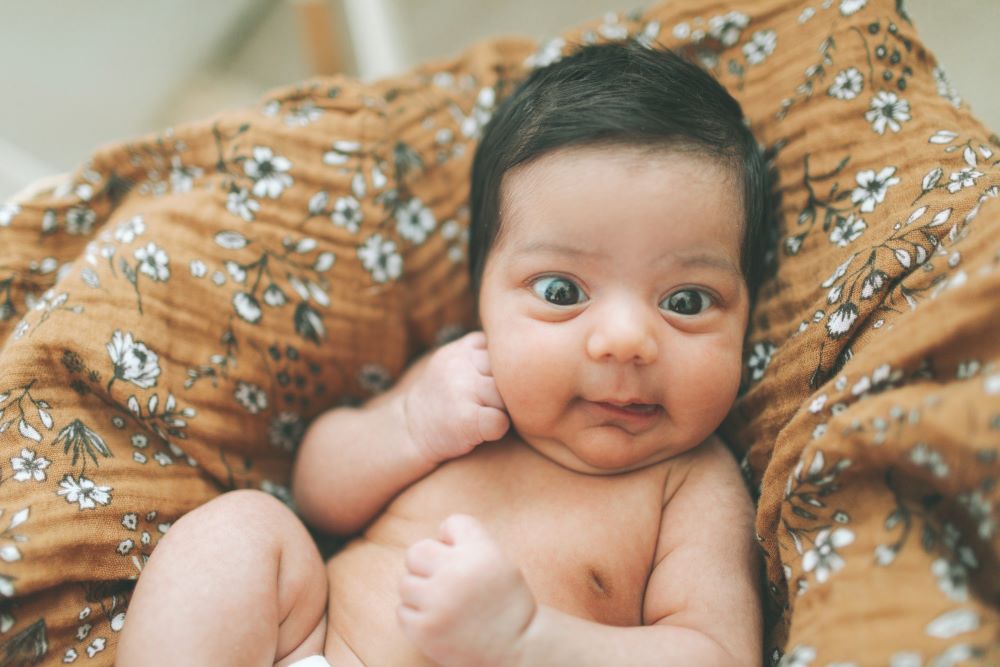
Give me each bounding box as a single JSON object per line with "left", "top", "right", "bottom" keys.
{"left": 661, "top": 288, "right": 713, "bottom": 315}
{"left": 531, "top": 276, "right": 587, "bottom": 306}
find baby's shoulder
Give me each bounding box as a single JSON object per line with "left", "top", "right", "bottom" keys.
{"left": 660, "top": 434, "right": 746, "bottom": 505}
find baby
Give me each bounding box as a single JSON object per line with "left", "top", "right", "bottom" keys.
{"left": 117, "top": 42, "right": 769, "bottom": 667}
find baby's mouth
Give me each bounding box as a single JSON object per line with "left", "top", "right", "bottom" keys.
{"left": 587, "top": 400, "right": 663, "bottom": 421}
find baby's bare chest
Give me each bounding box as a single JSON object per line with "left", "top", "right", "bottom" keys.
{"left": 360, "top": 442, "right": 667, "bottom": 624}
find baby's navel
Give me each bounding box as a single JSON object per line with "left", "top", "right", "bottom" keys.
{"left": 588, "top": 568, "right": 613, "bottom": 598}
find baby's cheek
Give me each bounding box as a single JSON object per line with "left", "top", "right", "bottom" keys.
{"left": 492, "top": 343, "right": 568, "bottom": 422}
{"left": 674, "top": 345, "right": 742, "bottom": 417}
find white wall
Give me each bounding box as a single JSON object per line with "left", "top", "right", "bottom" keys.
{"left": 1, "top": 0, "right": 997, "bottom": 199}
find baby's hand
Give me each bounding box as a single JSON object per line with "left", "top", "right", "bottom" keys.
{"left": 404, "top": 331, "right": 510, "bottom": 464}
{"left": 398, "top": 514, "right": 536, "bottom": 667}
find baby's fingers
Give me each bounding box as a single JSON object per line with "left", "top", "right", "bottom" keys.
{"left": 405, "top": 538, "right": 449, "bottom": 577}
{"left": 399, "top": 573, "right": 430, "bottom": 610}
{"left": 475, "top": 375, "right": 505, "bottom": 410}
{"left": 478, "top": 406, "right": 510, "bottom": 443}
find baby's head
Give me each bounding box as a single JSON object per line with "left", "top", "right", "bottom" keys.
{"left": 469, "top": 42, "right": 769, "bottom": 474}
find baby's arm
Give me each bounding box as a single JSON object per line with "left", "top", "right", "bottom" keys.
{"left": 292, "top": 332, "right": 509, "bottom": 535}
{"left": 399, "top": 437, "right": 762, "bottom": 667}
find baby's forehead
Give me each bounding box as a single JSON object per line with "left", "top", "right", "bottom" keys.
{"left": 496, "top": 145, "right": 744, "bottom": 235}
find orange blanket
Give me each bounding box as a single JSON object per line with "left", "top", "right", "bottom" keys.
{"left": 1, "top": 1, "right": 997, "bottom": 664}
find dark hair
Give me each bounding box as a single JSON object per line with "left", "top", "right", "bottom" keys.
{"left": 469, "top": 41, "right": 770, "bottom": 300}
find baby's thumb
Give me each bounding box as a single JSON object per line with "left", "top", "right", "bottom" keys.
{"left": 478, "top": 406, "right": 510, "bottom": 443}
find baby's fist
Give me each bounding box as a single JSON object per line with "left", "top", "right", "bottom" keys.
{"left": 404, "top": 332, "right": 510, "bottom": 463}
{"left": 398, "top": 514, "right": 536, "bottom": 667}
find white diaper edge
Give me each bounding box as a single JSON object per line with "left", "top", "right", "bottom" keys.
{"left": 286, "top": 655, "right": 333, "bottom": 667}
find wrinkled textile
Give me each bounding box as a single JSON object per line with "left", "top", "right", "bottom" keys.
{"left": 1, "top": 1, "right": 998, "bottom": 664}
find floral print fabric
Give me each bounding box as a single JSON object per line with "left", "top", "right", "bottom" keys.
{"left": 1, "top": 0, "right": 998, "bottom": 664}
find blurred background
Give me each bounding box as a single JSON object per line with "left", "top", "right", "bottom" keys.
{"left": 1, "top": 0, "right": 997, "bottom": 199}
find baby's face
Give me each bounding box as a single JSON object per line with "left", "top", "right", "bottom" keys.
{"left": 478, "top": 146, "right": 749, "bottom": 474}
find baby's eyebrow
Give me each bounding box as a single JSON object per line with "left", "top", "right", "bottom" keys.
{"left": 674, "top": 253, "right": 742, "bottom": 276}
{"left": 515, "top": 240, "right": 603, "bottom": 259}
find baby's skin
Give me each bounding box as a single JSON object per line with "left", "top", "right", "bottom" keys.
{"left": 322, "top": 414, "right": 747, "bottom": 665}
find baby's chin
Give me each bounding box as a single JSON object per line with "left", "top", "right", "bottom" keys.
{"left": 514, "top": 428, "right": 684, "bottom": 476}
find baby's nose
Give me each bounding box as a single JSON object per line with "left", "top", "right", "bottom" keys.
{"left": 585, "top": 305, "right": 658, "bottom": 365}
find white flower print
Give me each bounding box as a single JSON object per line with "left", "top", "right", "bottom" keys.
{"left": 263, "top": 283, "right": 288, "bottom": 307}
{"left": 359, "top": 363, "right": 392, "bottom": 394}
{"left": 86, "top": 638, "right": 106, "bottom": 658}
{"left": 958, "top": 489, "right": 996, "bottom": 540}
{"left": 113, "top": 215, "right": 146, "bottom": 244}
{"left": 396, "top": 198, "right": 436, "bottom": 244}
{"left": 234, "top": 381, "right": 268, "bottom": 414}
{"left": 708, "top": 11, "right": 749, "bottom": 47}
{"left": 778, "top": 645, "right": 817, "bottom": 667}
{"left": 933, "top": 66, "right": 962, "bottom": 108}
{"left": 11, "top": 448, "right": 50, "bottom": 482}
{"left": 57, "top": 475, "right": 112, "bottom": 510}
{"left": 596, "top": 12, "right": 628, "bottom": 40}
{"left": 828, "top": 67, "right": 863, "bottom": 100}
{"left": 866, "top": 91, "right": 911, "bottom": 135}
{"left": 189, "top": 259, "right": 207, "bottom": 278}
{"left": 169, "top": 156, "right": 203, "bottom": 193}
{"left": 332, "top": 196, "right": 363, "bottom": 233}
{"left": 66, "top": 206, "right": 97, "bottom": 235}
{"left": 261, "top": 479, "right": 293, "bottom": 506}
{"left": 802, "top": 527, "right": 854, "bottom": 583}
{"left": 926, "top": 609, "right": 980, "bottom": 640}
{"left": 122, "top": 513, "right": 138, "bottom": 530}
{"left": 323, "top": 140, "right": 360, "bottom": 166}
{"left": 284, "top": 101, "right": 322, "bottom": 127}
{"left": 889, "top": 652, "right": 922, "bottom": 667}
{"left": 634, "top": 20, "right": 661, "bottom": 49}
{"left": 748, "top": 342, "right": 776, "bottom": 381}
{"left": 742, "top": 30, "right": 776, "bottom": 65}
{"left": 826, "top": 303, "right": 858, "bottom": 338}
{"left": 528, "top": 37, "right": 566, "bottom": 68}
{"left": 460, "top": 88, "right": 497, "bottom": 139}
{"left": 830, "top": 214, "right": 867, "bottom": 246}
{"left": 358, "top": 234, "right": 403, "bottom": 284}
{"left": 839, "top": 0, "right": 868, "bottom": 15}
{"left": 107, "top": 330, "right": 161, "bottom": 389}
{"left": 268, "top": 412, "right": 306, "bottom": 452}
{"left": 931, "top": 557, "right": 969, "bottom": 602}
{"left": 947, "top": 167, "right": 980, "bottom": 194}
{"left": 861, "top": 270, "right": 887, "bottom": 299}
{"left": 0, "top": 202, "right": 19, "bottom": 227}
{"left": 910, "top": 442, "right": 949, "bottom": 477}
{"left": 852, "top": 166, "right": 900, "bottom": 213}
{"left": 244, "top": 146, "right": 293, "bottom": 199}
{"left": 134, "top": 242, "right": 170, "bottom": 282}
{"left": 227, "top": 187, "right": 260, "bottom": 222}
{"left": 226, "top": 261, "right": 247, "bottom": 284}
{"left": 309, "top": 191, "right": 329, "bottom": 216}
{"left": 233, "top": 292, "right": 262, "bottom": 324}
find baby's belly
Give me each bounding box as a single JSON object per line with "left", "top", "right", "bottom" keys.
{"left": 321, "top": 515, "right": 652, "bottom": 666}
{"left": 320, "top": 440, "right": 664, "bottom": 665}
{"left": 323, "top": 535, "right": 431, "bottom": 666}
